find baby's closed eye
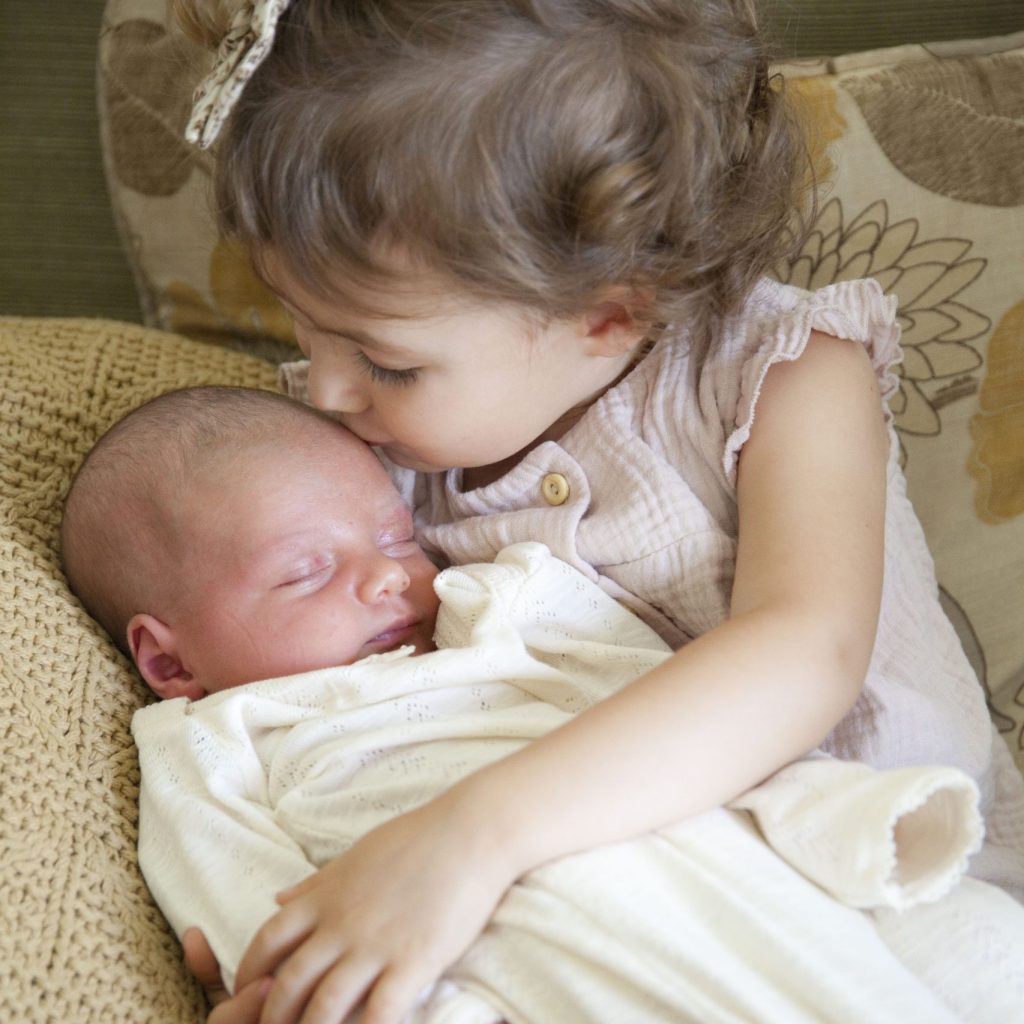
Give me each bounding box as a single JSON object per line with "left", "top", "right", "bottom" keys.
{"left": 380, "top": 537, "right": 420, "bottom": 559}
{"left": 277, "top": 555, "right": 336, "bottom": 591}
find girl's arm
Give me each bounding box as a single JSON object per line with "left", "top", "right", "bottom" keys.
{"left": 481, "top": 330, "right": 889, "bottom": 860}
{"left": 230, "top": 331, "right": 889, "bottom": 1024}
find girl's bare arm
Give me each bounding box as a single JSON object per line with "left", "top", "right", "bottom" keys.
{"left": 454, "top": 331, "right": 889, "bottom": 864}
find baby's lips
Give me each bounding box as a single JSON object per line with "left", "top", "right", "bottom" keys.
{"left": 366, "top": 615, "right": 419, "bottom": 649}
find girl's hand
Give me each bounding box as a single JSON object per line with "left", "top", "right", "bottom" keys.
{"left": 233, "top": 793, "right": 517, "bottom": 1024}
{"left": 182, "top": 927, "right": 270, "bottom": 1024}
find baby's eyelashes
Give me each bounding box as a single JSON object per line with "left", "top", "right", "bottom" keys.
{"left": 380, "top": 537, "right": 420, "bottom": 559}
{"left": 378, "top": 511, "right": 418, "bottom": 557}
{"left": 277, "top": 555, "right": 335, "bottom": 592}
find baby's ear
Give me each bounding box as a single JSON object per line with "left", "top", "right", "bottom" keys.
{"left": 126, "top": 613, "right": 206, "bottom": 701}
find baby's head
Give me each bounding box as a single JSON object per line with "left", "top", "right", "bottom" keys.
{"left": 61, "top": 386, "right": 439, "bottom": 699}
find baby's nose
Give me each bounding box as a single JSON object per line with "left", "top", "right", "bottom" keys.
{"left": 358, "top": 558, "right": 411, "bottom": 604}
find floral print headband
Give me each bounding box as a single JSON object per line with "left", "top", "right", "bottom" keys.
{"left": 185, "top": 0, "right": 292, "bottom": 149}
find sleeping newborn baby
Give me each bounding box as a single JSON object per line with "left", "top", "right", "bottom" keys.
{"left": 61, "top": 384, "right": 440, "bottom": 694}
{"left": 61, "top": 385, "right": 1011, "bottom": 1024}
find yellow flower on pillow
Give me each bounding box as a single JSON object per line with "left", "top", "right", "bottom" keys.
{"left": 163, "top": 238, "right": 296, "bottom": 360}
{"left": 969, "top": 300, "right": 1024, "bottom": 524}
{"left": 785, "top": 74, "right": 846, "bottom": 193}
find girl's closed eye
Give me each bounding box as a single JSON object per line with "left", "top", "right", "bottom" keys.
{"left": 354, "top": 350, "right": 420, "bottom": 387}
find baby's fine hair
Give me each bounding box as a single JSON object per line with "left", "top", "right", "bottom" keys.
{"left": 180, "top": 0, "right": 806, "bottom": 356}
{"left": 61, "top": 386, "right": 343, "bottom": 654}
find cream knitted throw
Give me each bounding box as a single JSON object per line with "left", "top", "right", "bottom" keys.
{"left": 0, "top": 317, "right": 279, "bottom": 1023}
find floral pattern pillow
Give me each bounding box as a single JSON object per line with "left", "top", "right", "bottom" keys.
{"left": 98, "top": 3, "right": 296, "bottom": 360}
{"left": 777, "top": 35, "right": 1024, "bottom": 769}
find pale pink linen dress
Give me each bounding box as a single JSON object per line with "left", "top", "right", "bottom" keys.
{"left": 392, "top": 278, "right": 1024, "bottom": 898}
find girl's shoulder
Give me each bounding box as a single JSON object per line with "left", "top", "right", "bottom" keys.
{"left": 680, "top": 276, "right": 901, "bottom": 380}
{"left": 590, "top": 276, "right": 903, "bottom": 495}
{"left": 625, "top": 277, "right": 900, "bottom": 390}
{"left": 724, "top": 277, "right": 903, "bottom": 458}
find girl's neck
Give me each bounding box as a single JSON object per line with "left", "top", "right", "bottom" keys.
{"left": 461, "top": 405, "right": 587, "bottom": 491}
{"left": 460, "top": 337, "right": 655, "bottom": 491}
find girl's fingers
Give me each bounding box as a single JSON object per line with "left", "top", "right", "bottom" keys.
{"left": 233, "top": 903, "right": 315, "bottom": 991}
{"left": 262, "top": 934, "right": 365, "bottom": 1024}
{"left": 207, "top": 977, "right": 272, "bottom": 1024}
{"left": 361, "top": 964, "right": 435, "bottom": 1024}
{"left": 296, "top": 954, "right": 382, "bottom": 1024}
{"left": 275, "top": 874, "right": 317, "bottom": 905}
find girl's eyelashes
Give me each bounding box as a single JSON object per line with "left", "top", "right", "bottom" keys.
{"left": 354, "top": 350, "right": 420, "bottom": 387}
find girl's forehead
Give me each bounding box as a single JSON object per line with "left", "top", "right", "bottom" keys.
{"left": 260, "top": 246, "right": 508, "bottom": 325}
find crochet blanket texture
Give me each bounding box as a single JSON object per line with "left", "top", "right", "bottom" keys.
{"left": 0, "top": 316, "right": 278, "bottom": 1023}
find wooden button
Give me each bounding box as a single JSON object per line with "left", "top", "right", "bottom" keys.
{"left": 541, "top": 472, "right": 570, "bottom": 506}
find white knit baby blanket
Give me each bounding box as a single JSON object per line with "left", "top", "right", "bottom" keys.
{"left": 133, "top": 543, "right": 988, "bottom": 1023}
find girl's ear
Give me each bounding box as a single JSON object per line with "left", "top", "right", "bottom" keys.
{"left": 582, "top": 290, "right": 651, "bottom": 357}
{"left": 126, "top": 613, "right": 206, "bottom": 701}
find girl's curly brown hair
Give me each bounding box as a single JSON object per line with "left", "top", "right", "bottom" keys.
{"left": 181, "top": 0, "right": 808, "bottom": 358}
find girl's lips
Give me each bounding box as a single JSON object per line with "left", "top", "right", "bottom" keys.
{"left": 335, "top": 415, "right": 387, "bottom": 447}
{"left": 340, "top": 418, "right": 389, "bottom": 448}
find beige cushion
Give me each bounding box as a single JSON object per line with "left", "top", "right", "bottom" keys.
{"left": 762, "top": 0, "right": 1024, "bottom": 57}
{"left": 0, "top": 317, "right": 278, "bottom": 1022}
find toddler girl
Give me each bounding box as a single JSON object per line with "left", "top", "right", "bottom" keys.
{"left": 175, "top": 2, "right": 1024, "bottom": 1022}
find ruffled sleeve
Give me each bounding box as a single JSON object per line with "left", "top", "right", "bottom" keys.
{"left": 721, "top": 278, "right": 902, "bottom": 486}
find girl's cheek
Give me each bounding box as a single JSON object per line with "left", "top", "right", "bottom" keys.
{"left": 291, "top": 325, "right": 311, "bottom": 357}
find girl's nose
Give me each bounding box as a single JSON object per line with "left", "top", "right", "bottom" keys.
{"left": 305, "top": 349, "right": 371, "bottom": 415}
{"left": 357, "top": 557, "right": 411, "bottom": 604}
